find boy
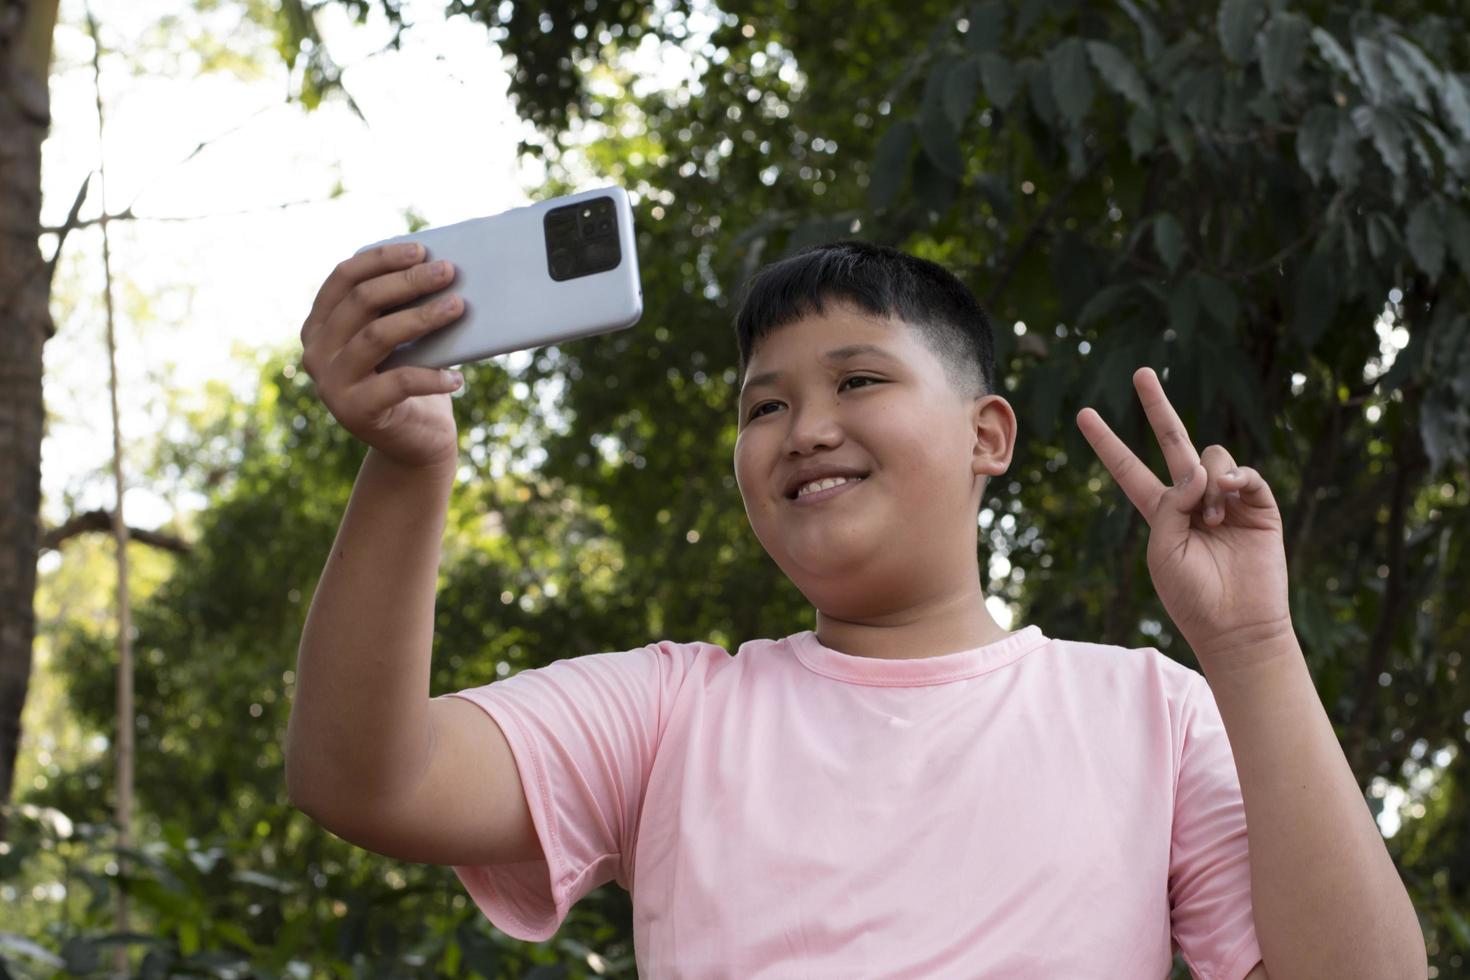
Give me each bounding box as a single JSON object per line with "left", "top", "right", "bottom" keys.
{"left": 286, "top": 240, "right": 1425, "bottom": 978}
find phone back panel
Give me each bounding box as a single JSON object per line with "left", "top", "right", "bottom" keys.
{"left": 358, "top": 186, "right": 643, "bottom": 371}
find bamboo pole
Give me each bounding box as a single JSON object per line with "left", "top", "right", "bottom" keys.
{"left": 84, "top": 7, "right": 134, "bottom": 977}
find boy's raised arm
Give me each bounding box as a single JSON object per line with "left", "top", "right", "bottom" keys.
{"left": 285, "top": 447, "right": 454, "bottom": 813}
{"left": 1076, "top": 367, "right": 1427, "bottom": 980}
{"left": 284, "top": 245, "right": 550, "bottom": 867}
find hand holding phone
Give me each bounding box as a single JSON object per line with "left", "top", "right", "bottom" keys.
{"left": 357, "top": 186, "right": 643, "bottom": 371}
{"left": 298, "top": 242, "right": 466, "bottom": 472}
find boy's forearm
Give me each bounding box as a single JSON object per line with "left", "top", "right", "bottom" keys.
{"left": 1197, "top": 632, "right": 1427, "bottom": 980}
{"left": 286, "top": 448, "right": 456, "bottom": 812}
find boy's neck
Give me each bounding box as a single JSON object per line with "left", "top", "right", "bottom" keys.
{"left": 812, "top": 587, "right": 1015, "bottom": 661}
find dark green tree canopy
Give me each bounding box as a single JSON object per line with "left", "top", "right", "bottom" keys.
{"left": 10, "top": 0, "right": 1468, "bottom": 974}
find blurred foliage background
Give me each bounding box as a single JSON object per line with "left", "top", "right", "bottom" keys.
{"left": 6, "top": 0, "right": 1470, "bottom": 976}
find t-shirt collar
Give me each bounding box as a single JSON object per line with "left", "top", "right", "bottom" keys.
{"left": 789, "top": 625, "right": 1048, "bottom": 687}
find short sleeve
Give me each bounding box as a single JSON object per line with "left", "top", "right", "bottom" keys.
{"left": 437, "top": 641, "right": 700, "bottom": 940}
{"left": 1168, "top": 672, "right": 1266, "bottom": 980}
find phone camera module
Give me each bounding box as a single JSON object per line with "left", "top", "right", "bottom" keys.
{"left": 545, "top": 197, "right": 622, "bottom": 280}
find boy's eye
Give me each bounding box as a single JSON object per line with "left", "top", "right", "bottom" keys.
{"left": 745, "top": 376, "right": 881, "bottom": 421}
{"left": 748, "top": 402, "right": 778, "bottom": 420}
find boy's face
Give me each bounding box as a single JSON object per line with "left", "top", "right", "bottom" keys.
{"left": 733, "top": 303, "right": 1016, "bottom": 618}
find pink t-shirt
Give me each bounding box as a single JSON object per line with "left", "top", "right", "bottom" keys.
{"left": 440, "top": 624, "right": 1264, "bottom": 979}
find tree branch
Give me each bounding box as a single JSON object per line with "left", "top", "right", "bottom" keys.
{"left": 44, "top": 171, "right": 92, "bottom": 291}
{"left": 40, "top": 195, "right": 337, "bottom": 236}
{"left": 1345, "top": 419, "right": 1427, "bottom": 774}
{"left": 1284, "top": 377, "right": 1345, "bottom": 577}
{"left": 39, "top": 509, "right": 190, "bottom": 555}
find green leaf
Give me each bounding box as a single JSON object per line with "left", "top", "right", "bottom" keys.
{"left": 1442, "top": 74, "right": 1470, "bottom": 142}
{"left": 1329, "top": 114, "right": 1362, "bottom": 188}
{"left": 912, "top": 152, "right": 960, "bottom": 214}
{"left": 1416, "top": 113, "right": 1470, "bottom": 179}
{"left": 1154, "top": 213, "right": 1186, "bottom": 272}
{"left": 1118, "top": 0, "right": 1164, "bottom": 62}
{"left": 1049, "top": 38, "right": 1094, "bottom": 128}
{"left": 178, "top": 921, "right": 200, "bottom": 958}
{"left": 1168, "top": 277, "right": 1200, "bottom": 345}
{"left": 1153, "top": 35, "right": 1198, "bottom": 82}
{"left": 1201, "top": 334, "right": 1275, "bottom": 450}
{"left": 1312, "top": 27, "right": 1362, "bottom": 86}
{"left": 1128, "top": 106, "right": 1158, "bottom": 159}
{"left": 919, "top": 103, "right": 965, "bottom": 178}
{"left": 1297, "top": 106, "right": 1337, "bottom": 184}
{"left": 1077, "top": 283, "right": 1135, "bottom": 327}
{"left": 1256, "top": 12, "right": 1309, "bottom": 93}
{"left": 944, "top": 57, "right": 981, "bottom": 130}
{"left": 1407, "top": 200, "right": 1446, "bottom": 279}
{"left": 1367, "top": 211, "right": 1399, "bottom": 260}
{"left": 868, "top": 120, "right": 915, "bottom": 210}
{"left": 1353, "top": 37, "right": 1394, "bottom": 105}
{"left": 1026, "top": 58, "right": 1060, "bottom": 127}
{"left": 1194, "top": 273, "right": 1240, "bottom": 330}
{"left": 1179, "top": 66, "right": 1223, "bottom": 130}
{"left": 1217, "top": 0, "right": 1264, "bottom": 65}
{"left": 230, "top": 869, "right": 297, "bottom": 892}
{"left": 1369, "top": 108, "right": 1408, "bottom": 179}
{"left": 0, "top": 933, "right": 65, "bottom": 968}
{"left": 1422, "top": 397, "right": 1470, "bottom": 480}
{"left": 1086, "top": 40, "right": 1149, "bottom": 108}
{"left": 1385, "top": 35, "right": 1438, "bottom": 113}
{"left": 974, "top": 172, "right": 1013, "bottom": 222}
{"left": 978, "top": 52, "right": 1019, "bottom": 110}
{"left": 1291, "top": 250, "right": 1336, "bottom": 351}
{"left": 1443, "top": 203, "right": 1470, "bottom": 278}
{"left": 966, "top": 1, "right": 1005, "bottom": 54}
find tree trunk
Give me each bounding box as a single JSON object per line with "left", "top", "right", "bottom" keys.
{"left": 0, "top": 0, "right": 61, "bottom": 842}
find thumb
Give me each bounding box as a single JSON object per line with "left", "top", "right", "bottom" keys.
{"left": 1158, "top": 462, "right": 1206, "bottom": 535}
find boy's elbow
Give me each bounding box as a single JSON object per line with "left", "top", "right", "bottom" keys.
{"left": 282, "top": 745, "right": 319, "bottom": 815}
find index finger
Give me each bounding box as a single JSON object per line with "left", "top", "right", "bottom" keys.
{"left": 302, "top": 241, "right": 424, "bottom": 341}
{"left": 1131, "top": 367, "right": 1201, "bottom": 486}
{"left": 1075, "top": 405, "right": 1166, "bottom": 519}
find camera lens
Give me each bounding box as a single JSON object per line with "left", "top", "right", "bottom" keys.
{"left": 583, "top": 241, "right": 618, "bottom": 269}
{"left": 549, "top": 248, "right": 575, "bottom": 278}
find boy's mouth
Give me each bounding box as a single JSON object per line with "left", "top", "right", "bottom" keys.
{"left": 788, "top": 474, "right": 868, "bottom": 502}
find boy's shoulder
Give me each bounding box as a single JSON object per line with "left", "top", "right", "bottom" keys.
{"left": 1042, "top": 632, "right": 1205, "bottom": 687}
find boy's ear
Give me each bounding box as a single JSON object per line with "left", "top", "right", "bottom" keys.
{"left": 970, "top": 394, "right": 1017, "bottom": 478}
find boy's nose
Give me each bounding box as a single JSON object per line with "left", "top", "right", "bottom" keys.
{"left": 782, "top": 404, "right": 846, "bottom": 456}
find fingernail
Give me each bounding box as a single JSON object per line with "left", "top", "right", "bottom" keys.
{"left": 444, "top": 370, "right": 463, "bottom": 388}
{"left": 400, "top": 242, "right": 422, "bottom": 260}
{"left": 435, "top": 295, "right": 460, "bottom": 313}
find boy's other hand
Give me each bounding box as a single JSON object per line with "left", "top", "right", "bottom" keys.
{"left": 1076, "top": 367, "right": 1292, "bottom": 671}
{"left": 299, "top": 243, "right": 466, "bottom": 472}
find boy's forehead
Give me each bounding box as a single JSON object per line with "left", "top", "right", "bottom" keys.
{"left": 741, "top": 310, "right": 919, "bottom": 388}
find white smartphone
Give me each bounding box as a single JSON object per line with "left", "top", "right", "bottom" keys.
{"left": 357, "top": 186, "right": 643, "bottom": 371}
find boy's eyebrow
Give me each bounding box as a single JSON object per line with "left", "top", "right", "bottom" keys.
{"left": 740, "top": 344, "right": 898, "bottom": 398}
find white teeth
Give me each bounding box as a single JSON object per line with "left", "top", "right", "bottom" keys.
{"left": 796, "top": 476, "right": 863, "bottom": 498}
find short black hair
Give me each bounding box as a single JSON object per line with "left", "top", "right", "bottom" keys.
{"left": 732, "top": 240, "right": 996, "bottom": 398}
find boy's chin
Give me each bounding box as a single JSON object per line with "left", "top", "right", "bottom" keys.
{"left": 779, "top": 550, "right": 887, "bottom": 593}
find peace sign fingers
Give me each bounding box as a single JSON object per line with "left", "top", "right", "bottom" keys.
{"left": 1075, "top": 367, "right": 1203, "bottom": 523}
{"left": 1130, "top": 367, "right": 1202, "bottom": 484}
